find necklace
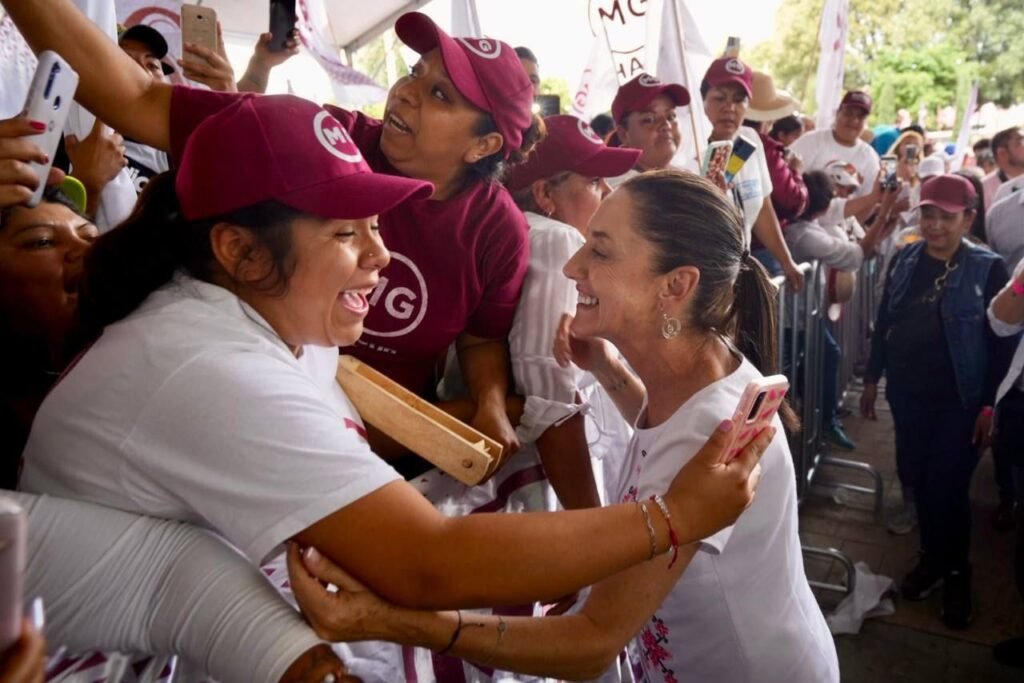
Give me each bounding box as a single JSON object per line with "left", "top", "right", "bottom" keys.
{"left": 923, "top": 256, "right": 959, "bottom": 303}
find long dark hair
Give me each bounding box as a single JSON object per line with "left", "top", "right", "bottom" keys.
{"left": 78, "top": 171, "right": 307, "bottom": 340}
{"left": 469, "top": 113, "right": 546, "bottom": 184}
{"left": 621, "top": 170, "right": 798, "bottom": 429}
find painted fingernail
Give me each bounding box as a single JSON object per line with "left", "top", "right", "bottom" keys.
{"left": 29, "top": 120, "right": 46, "bottom": 131}
{"left": 303, "top": 546, "right": 322, "bottom": 563}
{"left": 718, "top": 419, "right": 734, "bottom": 433}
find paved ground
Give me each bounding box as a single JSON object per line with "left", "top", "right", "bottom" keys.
{"left": 800, "top": 379, "right": 1023, "bottom": 682}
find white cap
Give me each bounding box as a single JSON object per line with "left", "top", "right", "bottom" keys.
{"left": 917, "top": 155, "right": 945, "bottom": 180}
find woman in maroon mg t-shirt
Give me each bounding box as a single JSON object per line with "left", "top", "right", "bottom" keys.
{"left": 169, "top": 14, "right": 542, "bottom": 458}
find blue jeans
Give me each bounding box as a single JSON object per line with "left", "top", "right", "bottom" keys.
{"left": 888, "top": 383, "right": 981, "bottom": 572}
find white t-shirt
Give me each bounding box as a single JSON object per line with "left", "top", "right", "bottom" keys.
{"left": 729, "top": 126, "right": 774, "bottom": 244}
{"left": 617, "top": 358, "right": 838, "bottom": 683}
{"left": 986, "top": 189, "right": 1024, "bottom": 273}
{"left": 785, "top": 218, "right": 865, "bottom": 272}
{"left": 607, "top": 167, "right": 642, "bottom": 190}
{"left": 791, "top": 128, "right": 880, "bottom": 199}
{"left": 993, "top": 175, "right": 1024, "bottom": 206}
{"left": 21, "top": 274, "right": 401, "bottom": 564}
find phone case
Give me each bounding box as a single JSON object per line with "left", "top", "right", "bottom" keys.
{"left": 20, "top": 51, "right": 79, "bottom": 207}
{"left": 269, "top": 0, "right": 298, "bottom": 53}
{"left": 724, "top": 134, "right": 757, "bottom": 184}
{"left": 181, "top": 4, "right": 218, "bottom": 60}
{"left": 726, "top": 375, "right": 789, "bottom": 462}
{"left": 0, "top": 497, "right": 26, "bottom": 652}
{"left": 880, "top": 154, "right": 898, "bottom": 190}
{"left": 701, "top": 140, "right": 733, "bottom": 178}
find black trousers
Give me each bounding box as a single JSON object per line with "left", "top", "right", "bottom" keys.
{"left": 996, "top": 387, "right": 1024, "bottom": 598}
{"left": 888, "top": 383, "right": 981, "bottom": 573}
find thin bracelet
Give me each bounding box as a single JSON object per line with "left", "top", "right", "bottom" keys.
{"left": 436, "top": 610, "right": 463, "bottom": 656}
{"left": 638, "top": 501, "right": 658, "bottom": 560}
{"left": 650, "top": 495, "right": 681, "bottom": 569}
{"left": 479, "top": 615, "right": 508, "bottom": 668}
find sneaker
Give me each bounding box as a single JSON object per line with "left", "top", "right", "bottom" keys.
{"left": 886, "top": 503, "right": 918, "bottom": 535}
{"left": 900, "top": 558, "right": 944, "bottom": 601}
{"left": 824, "top": 421, "right": 856, "bottom": 450}
{"left": 941, "top": 567, "right": 973, "bottom": 630}
{"left": 994, "top": 637, "right": 1024, "bottom": 668}
{"left": 992, "top": 500, "right": 1016, "bottom": 532}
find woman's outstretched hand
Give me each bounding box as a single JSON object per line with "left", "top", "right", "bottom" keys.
{"left": 553, "top": 313, "right": 615, "bottom": 373}
{"left": 664, "top": 419, "right": 772, "bottom": 544}
{"left": 287, "top": 542, "right": 395, "bottom": 644}
{"left": 0, "top": 117, "right": 63, "bottom": 209}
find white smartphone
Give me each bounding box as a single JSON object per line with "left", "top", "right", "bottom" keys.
{"left": 20, "top": 51, "right": 79, "bottom": 207}
{"left": 0, "top": 497, "right": 27, "bottom": 652}
{"left": 181, "top": 4, "right": 218, "bottom": 63}
{"left": 725, "top": 375, "right": 789, "bottom": 462}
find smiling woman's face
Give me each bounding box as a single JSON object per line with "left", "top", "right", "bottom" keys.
{"left": 0, "top": 200, "right": 97, "bottom": 353}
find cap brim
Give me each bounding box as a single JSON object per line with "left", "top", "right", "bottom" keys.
{"left": 915, "top": 198, "right": 968, "bottom": 214}
{"left": 395, "top": 13, "right": 490, "bottom": 114}
{"left": 573, "top": 146, "right": 642, "bottom": 179}
{"left": 709, "top": 76, "right": 752, "bottom": 99}
{"left": 119, "top": 24, "right": 169, "bottom": 59}
{"left": 279, "top": 172, "right": 433, "bottom": 220}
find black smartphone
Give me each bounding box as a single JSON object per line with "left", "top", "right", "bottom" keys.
{"left": 269, "top": 0, "right": 297, "bottom": 53}
{"left": 534, "top": 94, "right": 560, "bottom": 118}
{"left": 904, "top": 144, "right": 919, "bottom": 163}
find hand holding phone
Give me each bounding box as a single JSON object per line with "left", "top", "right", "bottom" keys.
{"left": 880, "top": 154, "right": 898, "bottom": 192}
{"left": 181, "top": 4, "right": 219, "bottom": 64}
{"left": 269, "top": 0, "right": 298, "bottom": 53}
{"left": 725, "top": 375, "right": 789, "bottom": 462}
{"left": 19, "top": 51, "right": 78, "bottom": 207}
{"left": 701, "top": 140, "right": 733, "bottom": 179}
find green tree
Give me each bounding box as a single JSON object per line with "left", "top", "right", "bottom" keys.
{"left": 539, "top": 76, "right": 571, "bottom": 114}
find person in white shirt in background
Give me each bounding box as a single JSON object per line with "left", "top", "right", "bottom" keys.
{"left": 791, "top": 91, "right": 881, "bottom": 221}
{"left": 604, "top": 72, "right": 691, "bottom": 189}
{"left": 982, "top": 127, "right": 1024, "bottom": 210}
{"left": 989, "top": 260, "right": 1024, "bottom": 670}
{"left": 506, "top": 115, "right": 640, "bottom": 512}
{"left": 785, "top": 169, "right": 900, "bottom": 452}
{"left": 699, "top": 57, "right": 804, "bottom": 292}
{"left": 987, "top": 183, "right": 1024, "bottom": 273}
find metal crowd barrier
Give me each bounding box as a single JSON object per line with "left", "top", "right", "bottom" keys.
{"left": 772, "top": 258, "right": 884, "bottom": 597}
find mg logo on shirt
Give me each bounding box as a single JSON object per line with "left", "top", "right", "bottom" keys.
{"left": 361, "top": 252, "right": 428, "bottom": 338}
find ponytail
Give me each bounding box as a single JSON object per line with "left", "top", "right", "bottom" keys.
{"left": 730, "top": 257, "right": 799, "bottom": 431}
{"left": 78, "top": 171, "right": 305, "bottom": 341}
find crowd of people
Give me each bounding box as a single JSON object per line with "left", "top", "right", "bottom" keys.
{"left": 0, "top": 0, "right": 1022, "bottom": 681}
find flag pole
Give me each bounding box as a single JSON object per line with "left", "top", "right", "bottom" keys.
{"left": 670, "top": 0, "right": 702, "bottom": 169}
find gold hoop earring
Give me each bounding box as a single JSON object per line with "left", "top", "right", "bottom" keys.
{"left": 661, "top": 312, "right": 681, "bottom": 339}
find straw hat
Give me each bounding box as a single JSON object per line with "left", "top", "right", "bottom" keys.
{"left": 746, "top": 71, "right": 800, "bottom": 122}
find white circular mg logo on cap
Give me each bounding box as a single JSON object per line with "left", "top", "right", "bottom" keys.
{"left": 638, "top": 74, "right": 661, "bottom": 87}
{"left": 313, "top": 110, "right": 363, "bottom": 163}
{"left": 457, "top": 37, "right": 502, "bottom": 60}
{"left": 725, "top": 59, "right": 746, "bottom": 75}
{"left": 577, "top": 118, "right": 603, "bottom": 145}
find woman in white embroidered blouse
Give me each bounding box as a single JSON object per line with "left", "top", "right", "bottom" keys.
{"left": 290, "top": 171, "right": 839, "bottom": 683}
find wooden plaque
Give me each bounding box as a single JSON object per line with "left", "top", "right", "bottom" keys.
{"left": 335, "top": 355, "right": 501, "bottom": 485}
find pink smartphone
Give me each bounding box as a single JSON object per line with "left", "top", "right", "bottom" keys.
{"left": 0, "top": 496, "right": 27, "bottom": 651}
{"left": 725, "top": 375, "right": 789, "bottom": 462}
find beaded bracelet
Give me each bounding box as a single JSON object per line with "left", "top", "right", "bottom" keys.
{"left": 638, "top": 501, "right": 659, "bottom": 560}
{"left": 650, "top": 494, "right": 681, "bottom": 569}
{"left": 436, "top": 609, "right": 463, "bottom": 656}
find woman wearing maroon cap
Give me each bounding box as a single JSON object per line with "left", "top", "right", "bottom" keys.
{"left": 862, "top": 174, "right": 1014, "bottom": 630}
{"left": 606, "top": 73, "right": 690, "bottom": 187}
{"left": 503, "top": 115, "right": 641, "bottom": 511}
{"left": 700, "top": 58, "right": 804, "bottom": 291}
{"left": 5, "top": 3, "right": 769, "bottom": 680}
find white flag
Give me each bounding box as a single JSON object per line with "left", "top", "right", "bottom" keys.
{"left": 814, "top": 0, "right": 849, "bottom": 131}
{"left": 949, "top": 83, "right": 978, "bottom": 172}
{"left": 570, "top": 0, "right": 712, "bottom": 166}
{"left": 451, "top": 0, "right": 482, "bottom": 38}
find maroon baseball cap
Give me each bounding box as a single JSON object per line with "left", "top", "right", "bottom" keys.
{"left": 176, "top": 95, "right": 432, "bottom": 221}
{"left": 395, "top": 12, "right": 532, "bottom": 157}
{"left": 840, "top": 90, "right": 873, "bottom": 115}
{"left": 916, "top": 174, "right": 977, "bottom": 214}
{"left": 702, "top": 58, "right": 753, "bottom": 99}
{"left": 506, "top": 115, "right": 641, "bottom": 192}
{"left": 611, "top": 73, "right": 691, "bottom": 124}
